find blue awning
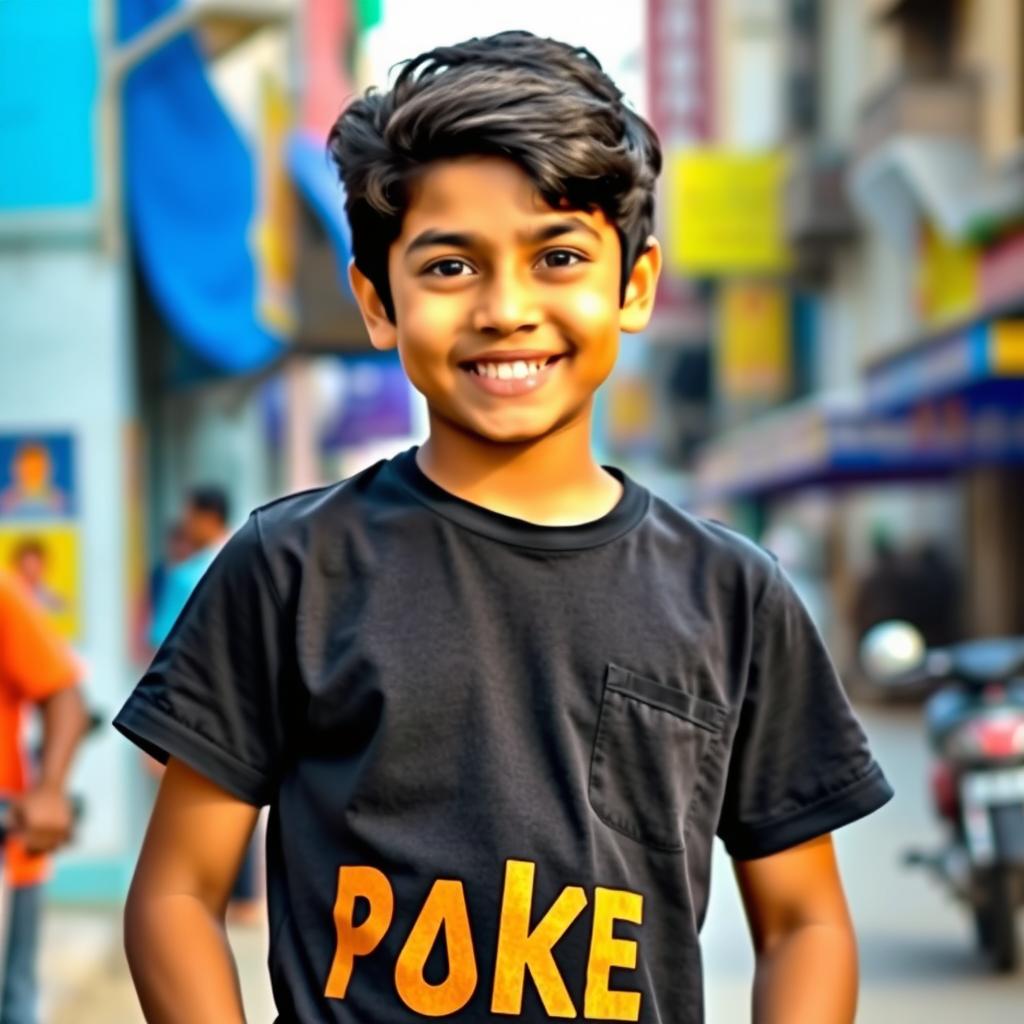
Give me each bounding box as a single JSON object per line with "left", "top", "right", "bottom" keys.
{"left": 694, "top": 388, "right": 1024, "bottom": 502}
{"left": 865, "top": 319, "right": 1024, "bottom": 412}
{"left": 287, "top": 131, "right": 352, "bottom": 293}
{"left": 121, "top": 0, "right": 284, "bottom": 374}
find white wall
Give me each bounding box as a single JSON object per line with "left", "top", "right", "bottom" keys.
{"left": 364, "top": 0, "right": 646, "bottom": 114}
{"left": 0, "top": 243, "right": 136, "bottom": 896}
{"left": 718, "top": 0, "right": 786, "bottom": 149}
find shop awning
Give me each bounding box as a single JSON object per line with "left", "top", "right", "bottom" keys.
{"left": 850, "top": 138, "right": 1024, "bottom": 246}
{"left": 694, "top": 386, "right": 1024, "bottom": 502}
{"left": 122, "top": 0, "right": 285, "bottom": 374}
{"left": 121, "top": 0, "right": 357, "bottom": 373}
{"left": 865, "top": 319, "right": 1024, "bottom": 411}
{"left": 286, "top": 131, "right": 352, "bottom": 294}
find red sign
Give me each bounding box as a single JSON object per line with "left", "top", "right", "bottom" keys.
{"left": 645, "top": 0, "right": 714, "bottom": 144}
{"left": 302, "top": 0, "right": 358, "bottom": 138}
{"left": 980, "top": 231, "right": 1024, "bottom": 310}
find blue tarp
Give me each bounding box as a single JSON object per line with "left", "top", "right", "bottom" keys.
{"left": 287, "top": 131, "right": 352, "bottom": 293}
{"left": 120, "top": 0, "right": 283, "bottom": 373}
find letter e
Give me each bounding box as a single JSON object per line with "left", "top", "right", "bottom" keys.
{"left": 584, "top": 887, "right": 643, "bottom": 1021}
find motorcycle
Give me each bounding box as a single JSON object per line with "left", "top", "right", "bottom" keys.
{"left": 860, "top": 622, "right": 1024, "bottom": 973}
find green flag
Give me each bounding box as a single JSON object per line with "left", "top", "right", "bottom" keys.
{"left": 355, "top": 0, "right": 382, "bottom": 32}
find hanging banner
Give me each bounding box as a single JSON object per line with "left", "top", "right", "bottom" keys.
{"left": 254, "top": 72, "right": 298, "bottom": 337}
{"left": 667, "top": 151, "right": 791, "bottom": 275}
{"left": 916, "top": 220, "right": 979, "bottom": 327}
{"left": 717, "top": 282, "right": 792, "bottom": 403}
{"left": 121, "top": 0, "right": 284, "bottom": 373}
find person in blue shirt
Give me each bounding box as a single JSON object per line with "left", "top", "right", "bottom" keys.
{"left": 149, "top": 487, "right": 231, "bottom": 649}
{"left": 147, "top": 486, "right": 262, "bottom": 923}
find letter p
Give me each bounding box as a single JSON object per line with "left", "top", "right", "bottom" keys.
{"left": 325, "top": 866, "right": 395, "bottom": 999}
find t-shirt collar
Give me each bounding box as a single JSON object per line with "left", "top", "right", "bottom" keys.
{"left": 387, "top": 446, "right": 649, "bottom": 551}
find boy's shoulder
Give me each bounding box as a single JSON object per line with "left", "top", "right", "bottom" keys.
{"left": 645, "top": 490, "right": 781, "bottom": 590}
{"left": 240, "top": 458, "right": 399, "bottom": 584}
{"left": 252, "top": 457, "right": 392, "bottom": 535}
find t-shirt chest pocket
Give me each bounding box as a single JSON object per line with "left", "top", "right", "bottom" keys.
{"left": 588, "top": 663, "right": 727, "bottom": 852}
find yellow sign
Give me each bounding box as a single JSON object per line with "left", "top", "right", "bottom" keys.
{"left": 718, "top": 282, "right": 791, "bottom": 402}
{"left": 254, "top": 71, "right": 298, "bottom": 338}
{"left": 916, "top": 220, "right": 979, "bottom": 327}
{"left": 0, "top": 524, "right": 81, "bottom": 640}
{"left": 667, "top": 151, "right": 791, "bottom": 275}
{"left": 991, "top": 321, "right": 1024, "bottom": 374}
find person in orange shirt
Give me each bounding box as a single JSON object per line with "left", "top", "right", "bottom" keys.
{"left": 0, "top": 572, "right": 88, "bottom": 1024}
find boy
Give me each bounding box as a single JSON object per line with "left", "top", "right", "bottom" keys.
{"left": 116, "top": 31, "right": 892, "bottom": 1023}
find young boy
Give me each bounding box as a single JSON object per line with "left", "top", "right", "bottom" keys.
{"left": 116, "top": 31, "right": 892, "bottom": 1023}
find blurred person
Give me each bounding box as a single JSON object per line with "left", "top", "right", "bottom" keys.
{"left": 148, "top": 521, "right": 193, "bottom": 617}
{"left": 115, "top": 32, "right": 891, "bottom": 1023}
{"left": 852, "top": 528, "right": 961, "bottom": 648}
{"left": 148, "top": 487, "right": 231, "bottom": 649}
{"left": 0, "top": 571, "right": 88, "bottom": 1024}
{"left": 146, "top": 488, "right": 262, "bottom": 924}
{"left": 8, "top": 539, "right": 66, "bottom": 616}
{"left": 906, "top": 541, "right": 961, "bottom": 646}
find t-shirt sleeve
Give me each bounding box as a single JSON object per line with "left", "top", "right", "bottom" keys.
{"left": 113, "top": 513, "right": 289, "bottom": 806}
{"left": 716, "top": 561, "right": 894, "bottom": 860}
{"left": 0, "top": 577, "right": 81, "bottom": 702}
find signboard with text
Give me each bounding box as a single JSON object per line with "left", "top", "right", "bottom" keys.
{"left": 667, "top": 151, "right": 791, "bottom": 275}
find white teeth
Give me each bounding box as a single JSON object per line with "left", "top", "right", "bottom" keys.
{"left": 470, "top": 360, "right": 547, "bottom": 379}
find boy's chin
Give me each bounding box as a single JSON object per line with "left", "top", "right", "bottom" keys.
{"left": 449, "top": 409, "right": 577, "bottom": 447}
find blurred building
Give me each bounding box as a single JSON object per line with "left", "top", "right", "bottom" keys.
{"left": 0, "top": 0, "right": 411, "bottom": 902}
{"left": 666, "top": 0, "right": 1024, "bottom": 665}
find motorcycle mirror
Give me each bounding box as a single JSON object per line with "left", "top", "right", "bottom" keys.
{"left": 860, "top": 620, "right": 927, "bottom": 682}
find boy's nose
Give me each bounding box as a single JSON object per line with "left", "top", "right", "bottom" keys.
{"left": 471, "top": 270, "right": 542, "bottom": 337}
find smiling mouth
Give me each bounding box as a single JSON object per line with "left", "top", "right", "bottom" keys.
{"left": 460, "top": 353, "right": 567, "bottom": 381}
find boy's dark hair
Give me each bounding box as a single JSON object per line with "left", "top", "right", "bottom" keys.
{"left": 328, "top": 31, "right": 662, "bottom": 322}
{"left": 187, "top": 485, "right": 229, "bottom": 525}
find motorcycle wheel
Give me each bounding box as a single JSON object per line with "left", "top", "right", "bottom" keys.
{"left": 974, "top": 868, "right": 1019, "bottom": 973}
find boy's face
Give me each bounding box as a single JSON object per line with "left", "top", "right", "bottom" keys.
{"left": 350, "top": 157, "right": 660, "bottom": 445}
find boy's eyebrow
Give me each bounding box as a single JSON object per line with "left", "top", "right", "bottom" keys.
{"left": 527, "top": 218, "right": 602, "bottom": 244}
{"left": 405, "top": 217, "right": 602, "bottom": 255}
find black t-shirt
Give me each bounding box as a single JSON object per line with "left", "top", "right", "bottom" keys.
{"left": 115, "top": 449, "right": 892, "bottom": 1023}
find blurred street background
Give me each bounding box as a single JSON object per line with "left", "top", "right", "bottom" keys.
{"left": 2, "top": 0, "right": 1024, "bottom": 1020}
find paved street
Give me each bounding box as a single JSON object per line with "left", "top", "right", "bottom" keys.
{"left": 703, "top": 703, "right": 1024, "bottom": 1022}
{"left": 37, "top": 703, "right": 1024, "bottom": 1022}
{"left": 40, "top": 913, "right": 274, "bottom": 1024}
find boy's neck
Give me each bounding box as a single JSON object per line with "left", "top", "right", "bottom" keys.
{"left": 416, "top": 409, "right": 622, "bottom": 527}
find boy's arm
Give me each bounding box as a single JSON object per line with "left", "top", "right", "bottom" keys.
{"left": 124, "top": 757, "right": 259, "bottom": 1024}
{"left": 733, "top": 833, "right": 858, "bottom": 1024}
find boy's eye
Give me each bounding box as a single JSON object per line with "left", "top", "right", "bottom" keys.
{"left": 539, "top": 249, "right": 583, "bottom": 269}
{"left": 426, "top": 258, "right": 473, "bottom": 277}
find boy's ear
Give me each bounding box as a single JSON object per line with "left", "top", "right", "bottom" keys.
{"left": 619, "top": 236, "right": 662, "bottom": 335}
{"left": 348, "top": 261, "right": 398, "bottom": 351}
